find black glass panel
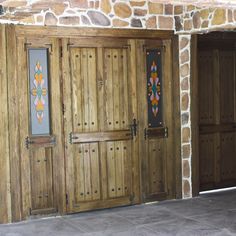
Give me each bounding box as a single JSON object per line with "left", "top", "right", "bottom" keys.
{"left": 146, "top": 49, "right": 163, "bottom": 127}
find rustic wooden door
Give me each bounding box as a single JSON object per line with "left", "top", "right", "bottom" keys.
{"left": 62, "top": 38, "right": 139, "bottom": 213}
{"left": 137, "top": 39, "right": 175, "bottom": 202}
{"left": 198, "top": 34, "right": 236, "bottom": 191}
{"left": 16, "top": 37, "right": 64, "bottom": 216}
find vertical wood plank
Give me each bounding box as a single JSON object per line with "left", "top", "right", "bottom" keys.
{"left": 97, "top": 47, "right": 108, "bottom": 200}
{"left": 6, "top": 25, "right": 22, "bottom": 222}
{"left": 0, "top": 24, "right": 11, "bottom": 223}
{"left": 128, "top": 39, "right": 140, "bottom": 203}
{"left": 17, "top": 37, "right": 31, "bottom": 220}
{"left": 51, "top": 38, "right": 65, "bottom": 213}
{"left": 90, "top": 143, "right": 100, "bottom": 200}
{"left": 136, "top": 39, "right": 148, "bottom": 201}
{"left": 62, "top": 38, "right": 74, "bottom": 212}
{"left": 87, "top": 48, "right": 98, "bottom": 132}
{"left": 163, "top": 40, "right": 175, "bottom": 198}
{"left": 83, "top": 144, "right": 92, "bottom": 201}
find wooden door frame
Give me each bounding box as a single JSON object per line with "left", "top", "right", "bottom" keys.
{"left": 7, "top": 25, "right": 182, "bottom": 220}
{"left": 190, "top": 34, "right": 200, "bottom": 197}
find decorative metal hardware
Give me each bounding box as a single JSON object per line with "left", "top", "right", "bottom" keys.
{"left": 130, "top": 119, "right": 138, "bottom": 138}
{"left": 25, "top": 135, "right": 56, "bottom": 149}
{"left": 144, "top": 127, "right": 168, "bottom": 140}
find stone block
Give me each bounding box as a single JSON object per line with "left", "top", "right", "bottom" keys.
{"left": 180, "top": 64, "right": 189, "bottom": 78}
{"left": 51, "top": 3, "right": 66, "bottom": 15}
{"left": 101, "top": 0, "right": 111, "bottom": 14}
{"left": 187, "top": 5, "right": 195, "bottom": 11}
{"left": 182, "top": 127, "right": 190, "bottom": 143}
{"left": 181, "top": 49, "right": 189, "bottom": 64}
{"left": 114, "top": 2, "right": 131, "bottom": 18}
{"left": 200, "top": 9, "right": 209, "bottom": 20}
{"left": 184, "top": 19, "right": 192, "bottom": 31}
{"left": 181, "top": 77, "right": 189, "bottom": 90}
{"left": 183, "top": 179, "right": 191, "bottom": 197}
{"left": 174, "top": 5, "right": 183, "bottom": 15}
{"left": 81, "top": 15, "right": 90, "bottom": 25}
{"left": 59, "top": 16, "right": 80, "bottom": 25}
{"left": 181, "top": 92, "right": 189, "bottom": 111}
{"left": 130, "top": 1, "right": 146, "bottom": 7}
{"left": 131, "top": 18, "right": 142, "bottom": 27}
{"left": 87, "top": 10, "right": 110, "bottom": 26}
{"left": 134, "top": 9, "right": 147, "bottom": 17}
{"left": 36, "top": 15, "right": 44, "bottom": 23}
{"left": 181, "top": 112, "right": 189, "bottom": 125}
{"left": 145, "top": 16, "right": 156, "bottom": 29}
{"left": 45, "top": 12, "right": 58, "bottom": 26}
{"left": 193, "top": 11, "right": 201, "bottom": 29}
{"left": 148, "top": 2, "right": 163, "bottom": 15}
{"left": 212, "top": 8, "right": 226, "bottom": 25}
{"left": 165, "top": 4, "right": 173, "bottom": 15}
{"left": 158, "top": 16, "right": 173, "bottom": 29}
{"left": 182, "top": 144, "right": 190, "bottom": 159}
{"left": 112, "top": 18, "right": 129, "bottom": 27}
{"left": 180, "top": 37, "right": 189, "bottom": 49}
{"left": 70, "top": 0, "right": 88, "bottom": 8}
{"left": 174, "top": 16, "right": 183, "bottom": 31}
{"left": 183, "top": 160, "right": 190, "bottom": 178}
{"left": 201, "top": 20, "right": 209, "bottom": 28}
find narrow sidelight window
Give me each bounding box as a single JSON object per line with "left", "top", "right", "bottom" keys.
{"left": 28, "top": 48, "right": 51, "bottom": 136}
{"left": 146, "top": 49, "right": 163, "bottom": 127}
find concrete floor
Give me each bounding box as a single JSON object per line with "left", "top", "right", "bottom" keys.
{"left": 0, "top": 189, "right": 236, "bottom": 236}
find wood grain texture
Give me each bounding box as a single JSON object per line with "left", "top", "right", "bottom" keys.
{"left": 6, "top": 25, "right": 22, "bottom": 222}
{"left": 17, "top": 36, "right": 31, "bottom": 220}
{"left": 15, "top": 26, "right": 174, "bottom": 40}
{"left": 0, "top": 24, "right": 11, "bottom": 224}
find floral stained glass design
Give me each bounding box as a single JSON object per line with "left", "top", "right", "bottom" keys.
{"left": 29, "top": 49, "right": 50, "bottom": 136}
{"left": 31, "top": 61, "right": 47, "bottom": 124}
{"left": 148, "top": 61, "right": 161, "bottom": 117}
{"left": 146, "top": 49, "right": 163, "bottom": 127}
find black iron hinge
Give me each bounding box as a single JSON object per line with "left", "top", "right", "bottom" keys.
{"left": 130, "top": 118, "right": 138, "bottom": 138}
{"left": 60, "top": 46, "right": 63, "bottom": 58}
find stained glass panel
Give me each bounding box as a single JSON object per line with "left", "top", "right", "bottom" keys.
{"left": 28, "top": 49, "right": 51, "bottom": 136}
{"left": 146, "top": 49, "right": 163, "bottom": 128}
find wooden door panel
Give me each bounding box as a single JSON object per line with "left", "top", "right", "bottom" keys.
{"left": 220, "top": 133, "right": 236, "bottom": 182}
{"left": 70, "top": 47, "right": 98, "bottom": 133}
{"left": 198, "top": 51, "right": 214, "bottom": 124}
{"left": 198, "top": 35, "right": 236, "bottom": 191}
{"left": 104, "top": 48, "right": 129, "bottom": 131}
{"left": 137, "top": 39, "right": 174, "bottom": 202}
{"left": 219, "top": 51, "right": 234, "bottom": 123}
{"left": 73, "top": 143, "right": 100, "bottom": 203}
{"left": 30, "top": 148, "right": 54, "bottom": 211}
{"left": 148, "top": 139, "right": 166, "bottom": 195}
{"left": 199, "top": 134, "right": 215, "bottom": 189}
{"left": 106, "top": 140, "right": 131, "bottom": 199}
{"left": 64, "top": 39, "right": 135, "bottom": 213}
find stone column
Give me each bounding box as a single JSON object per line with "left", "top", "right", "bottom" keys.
{"left": 179, "top": 34, "right": 192, "bottom": 198}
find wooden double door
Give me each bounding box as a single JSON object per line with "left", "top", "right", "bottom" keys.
{"left": 198, "top": 33, "right": 236, "bottom": 191}
{"left": 14, "top": 32, "right": 177, "bottom": 218}
{"left": 62, "top": 38, "right": 176, "bottom": 212}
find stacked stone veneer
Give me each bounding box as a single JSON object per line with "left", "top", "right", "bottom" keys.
{"left": 0, "top": 0, "right": 236, "bottom": 199}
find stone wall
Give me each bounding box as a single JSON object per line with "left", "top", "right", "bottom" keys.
{"left": 0, "top": 0, "right": 236, "bottom": 199}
